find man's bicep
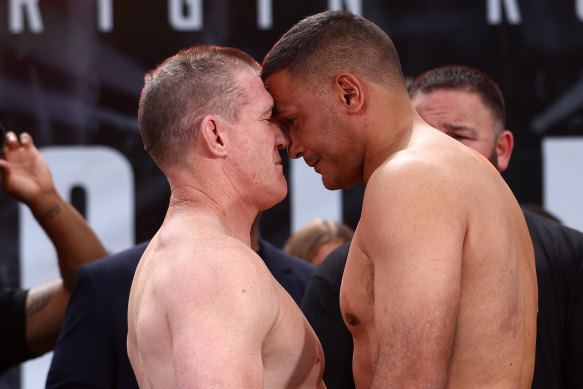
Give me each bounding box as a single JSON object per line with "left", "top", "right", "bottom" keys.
{"left": 25, "top": 279, "right": 69, "bottom": 355}
{"left": 167, "top": 278, "right": 273, "bottom": 387}
{"left": 362, "top": 173, "right": 465, "bottom": 386}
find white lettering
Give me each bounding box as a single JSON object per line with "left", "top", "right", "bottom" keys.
{"left": 9, "top": 0, "right": 43, "bottom": 33}
{"left": 542, "top": 137, "right": 583, "bottom": 232}
{"left": 98, "top": 0, "right": 113, "bottom": 32}
{"left": 577, "top": 0, "right": 583, "bottom": 21}
{"left": 21, "top": 145, "right": 135, "bottom": 389}
{"left": 487, "top": 0, "right": 522, "bottom": 25}
{"left": 257, "top": 0, "right": 272, "bottom": 30}
{"left": 328, "top": 0, "right": 362, "bottom": 16}
{"left": 168, "top": 0, "right": 203, "bottom": 31}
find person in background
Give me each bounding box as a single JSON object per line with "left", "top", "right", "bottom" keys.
{"left": 263, "top": 11, "right": 536, "bottom": 388}
{"left": 283, "top": 218, "right": 354, "bottom": 266}
{"left": 0, "top": 130, "right": 107, "bottom": 374}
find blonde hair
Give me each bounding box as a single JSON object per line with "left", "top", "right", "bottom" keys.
{"left": 283, "top": 219, "right": 354, "bottom": 264}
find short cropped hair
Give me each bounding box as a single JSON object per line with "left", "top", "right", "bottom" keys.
{"left": 138, "top": 45, "right": 260, "bottom": 168}
{"left": 408, "top": 65, "right": 507, "bottom": 132}
{"left": 262, "top": 11, "right": 404, "bottom": 90}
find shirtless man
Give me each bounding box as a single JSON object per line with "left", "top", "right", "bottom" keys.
{"left": 262, "top": 11, "right": 537, "bottom": 388}
{"left": 127, "top": 45, "right": 325, "bottom": 388}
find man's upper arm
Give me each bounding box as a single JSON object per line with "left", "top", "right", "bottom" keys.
{"left": 362, "top": 167, "right": 465, "bottom": 387}
{"left": 25, "top": 279, "right": 69, "bottom": 356}
{"left": 46, "top": 266, "right": 114, "bottom": 388}
{"left": 165, "top": 253, "right": 277, "bottom": 388}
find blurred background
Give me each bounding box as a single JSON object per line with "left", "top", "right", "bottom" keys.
{"left": 0, "top": 0, "right": 582, "bottom": 387}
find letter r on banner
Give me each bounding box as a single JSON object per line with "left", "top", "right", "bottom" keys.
{"left": 9, "top": 0, "right": 44, "bottom": 33}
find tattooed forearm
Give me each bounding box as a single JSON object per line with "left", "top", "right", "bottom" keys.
{"left": 38, "top": 204, "right": 61, "bottom": 223}
{"left": 26, "top": 283, "right": 58, "bottom": 317}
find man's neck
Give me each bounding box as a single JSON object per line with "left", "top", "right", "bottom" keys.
{"left": 168, "top": 184, "right": 256, "bottom": 248}
{"left": 361, "top": 96, "right": 417, "bottom": 184}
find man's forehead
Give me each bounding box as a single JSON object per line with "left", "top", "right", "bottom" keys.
{"left": 252, "top": 89, "right": 275, "bottom": 116}
{"left": 415, "top": 88, "right": 483, "bottom": 106}
{"left": 270, "top": 95, "right": 296, "bottom": 117}
{"left": 264, "top": 70, "right": 300, "bottom": 112}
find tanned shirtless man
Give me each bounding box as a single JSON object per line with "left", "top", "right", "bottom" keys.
{"left": 127, "top": 45, "right": 326, "bottom": 388}
{"left": 262, "top": 11, "right": 537, "bottom": 388}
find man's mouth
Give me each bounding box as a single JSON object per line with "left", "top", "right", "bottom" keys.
{"left": 305, "top": 157, "right": 321, "bottom": 173}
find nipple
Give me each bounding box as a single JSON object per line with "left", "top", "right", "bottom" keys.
{"left": 346, "top": 313, "right": 359, "bottom": 326}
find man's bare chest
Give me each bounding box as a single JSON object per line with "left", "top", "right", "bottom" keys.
{"left": 339, "top": 250, "right": 375, "bottom": 329}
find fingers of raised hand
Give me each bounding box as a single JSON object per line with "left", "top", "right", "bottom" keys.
{"left": 5, "top": 131, "right": 21, "bottom": 150}
{"left": 19, "top": 132, "right": 33, "bottom": 147}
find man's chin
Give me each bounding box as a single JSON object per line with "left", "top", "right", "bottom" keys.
{"left": 260, "top": 188, "right": 288, "bottom": 210}
{"left": 321, "top": 176, "right": 342, "bottom": 191}
{"left": 322, "top": 174, "right": 358, "bottom": 191}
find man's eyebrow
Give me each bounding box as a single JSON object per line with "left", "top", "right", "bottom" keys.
{"left": 444, "top": 123, "right": 477, "bottom": 134}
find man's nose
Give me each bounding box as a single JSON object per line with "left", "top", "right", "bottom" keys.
{"left": 274, "top": 125, "right": 290, "bottom": 150}
{"left": 286, "top": 133, "right": 305, "bottom": 159}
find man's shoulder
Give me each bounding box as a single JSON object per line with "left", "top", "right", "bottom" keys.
{"left": 369, "top": 141, "right": 473, "bottom": 193}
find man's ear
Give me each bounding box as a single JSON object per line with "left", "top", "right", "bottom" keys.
{"left": 496, "top": 130, "right": 514, "bottom": 173}
{"left": 199, "top": 115, "right": 227, "bottom": 157}
{"left": 335, "top": 74, "right": 364, "bottom": 114}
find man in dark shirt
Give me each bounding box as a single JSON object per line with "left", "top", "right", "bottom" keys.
{"left": 301, "top": 65, "right": 583, "bottom": 389}
{"left": 0, "top": 130, "right": 107, "bottom": 374}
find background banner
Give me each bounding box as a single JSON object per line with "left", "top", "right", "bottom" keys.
{"left": 0, "top": 0, "right": 582, "bottom": 387}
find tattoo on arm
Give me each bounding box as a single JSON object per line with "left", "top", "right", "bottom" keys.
{"left": 38, "top": 204, "right": 61, "bottom": 223}
{"left": 26, "top": 283, "right": 58, "bottom": 317}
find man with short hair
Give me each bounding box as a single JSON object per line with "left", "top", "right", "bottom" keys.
{"left": 127, "top": 45, "right": 325, "bottom": 388}
{"left": 263, "top": 11, "right": 537, "bottom": 388}
{"left": 300, "top": 64, "right": 583, "bottom": 389}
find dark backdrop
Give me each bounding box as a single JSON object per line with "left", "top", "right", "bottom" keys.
{"left": 0, "top": 1, "right": 582, "bottom": 386}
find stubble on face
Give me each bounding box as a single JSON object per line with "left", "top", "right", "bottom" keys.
{"left": 317, "top": 106, "right": 364, "bottom": 191}
{"left": 411, "top": 89, "right": 501, "bottom": 171}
